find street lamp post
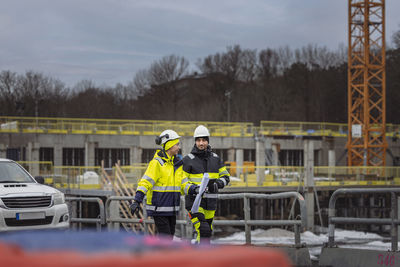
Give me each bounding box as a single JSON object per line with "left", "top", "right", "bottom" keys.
{"left": 225, "top": 90, "right": 232, "bottom": 122}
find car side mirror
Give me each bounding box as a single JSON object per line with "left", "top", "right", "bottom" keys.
{"left": 34, "top": 176, "right": 45, "bottom": 184}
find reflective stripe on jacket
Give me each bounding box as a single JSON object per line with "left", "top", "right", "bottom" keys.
{"left": 182, "top": 145, "right": 230, "bottom": 211}
{"left": 136, "top": 150, "right": 183, "bottom": 216}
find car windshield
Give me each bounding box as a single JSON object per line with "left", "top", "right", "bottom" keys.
{"left": 0, "top": 162, "right": 35, "bottom": 183}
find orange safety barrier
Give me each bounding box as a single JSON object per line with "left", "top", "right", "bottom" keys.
{"left": 1, "top": 243, "right": 292, "bottom": 267}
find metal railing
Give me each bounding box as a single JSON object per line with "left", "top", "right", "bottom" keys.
{"left": 52, "top": 166, "right": 103, "bottom": 189}
{"left": 260, "top": 121, "right": 400, "bottom": 138}
{"left": 228, "top": 165, "right": 400, "bottom": 187}
{"left": 2, "top": 116, "right": 400, "bottom": 137}
{"left": 17, "top": 161, "right": 53, "bottom": 176}
{"left": 327, "top": 188, "right": 400, "bottom": 251}
{"left": 0, "top": 116, "right": 253, "bottom": 137}
{"left": 260, "top": 120, "right": 349, "bottom": 137}
{"left": 105, "top": 192, "right": 306, "bottom": 246}
{"left": 215, "top": 192, "right": 306, "bottom": 245}
{"left": 65, "top": 197, "right": 106, "bottom": 231}
{"left": 105, "top": 196, "right": 187, "bottom": 234}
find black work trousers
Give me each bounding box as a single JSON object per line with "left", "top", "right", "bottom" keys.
{"left": 153, "top": 215, "right": 176, "bottom": 238}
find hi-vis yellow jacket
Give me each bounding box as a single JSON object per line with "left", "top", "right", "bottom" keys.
{"left": 134, "top": 150, "right": 184, "bottom": 216}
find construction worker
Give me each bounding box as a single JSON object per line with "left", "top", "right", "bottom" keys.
{"left": 130, "top": 129, "right": 183, "bottom": 238}
{"left": 182, "top": 125, "right": 230, "bottom": 244}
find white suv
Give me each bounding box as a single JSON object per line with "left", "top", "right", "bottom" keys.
{"left": 0, "top": 158, "right": 69, "bottom": 231}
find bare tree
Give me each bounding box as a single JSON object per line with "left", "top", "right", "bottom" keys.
{"left": 129, "top": 55, "right": 189, "bottom": 120}
{"left": 147, "top": 55, "right": 189, "bottom": 85}
{"left": 197, "top": 45, "right": 257, "bottom": 82}
{"left": 294, "top": 44, "right": 344, "bottom": 70}
{"left": 0, "top": 71, "right": 69, "bottom": 117}
{"left": 16, "top": 71, "right": 47, "bottom": 117}
{"left": 131, "top": 69, "right": 151, "bottom": 96}
{"left": 258, "top": 48, "right": 279, "bottom": 79}
{"left": 220, "top": 45, "right": 242, "bottom": 81}
{"left": 73, "top": 80, "right": 96, "bottom": 92}
{"left": 393, "top": 27, "right": 400, "bottom": 49}
{"left": 238, "top": 49, "right": 257, "bottom": 82}
{"left": 0, "top": 71, "right": 18, "bottom": 115}
{"left": 196, "top": 45, "right": 259, "bottom": 121}
{"left": 276, "top": 46, "right": 294, "bottom": 72}
{"left": 14, "top": 71, "right": 69, "bottom": 117}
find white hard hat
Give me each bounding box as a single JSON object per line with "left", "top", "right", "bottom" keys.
{"left": 193, "top": 125, "right": 210, "bottom": 138}
{"left": 156, "top": 129, "right": 180, "bottom": 145}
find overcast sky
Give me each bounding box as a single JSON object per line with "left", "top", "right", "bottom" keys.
{"left": 1, "top": 0, "right": 399, "bottom": 87}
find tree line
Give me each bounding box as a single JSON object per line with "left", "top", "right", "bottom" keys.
{"left": 1, "top": 33, "right": 400, "bottom": 124}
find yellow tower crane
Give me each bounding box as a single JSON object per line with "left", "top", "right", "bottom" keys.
{"left": 347, "top": 0, "right": 387, "bottom": 166}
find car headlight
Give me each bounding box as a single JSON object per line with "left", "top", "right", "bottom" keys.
{"left": 0, "top": 198, "right": 5, "bottom": 209}
{"left": 52, "top": 192, "right": 65, "bottom": 205}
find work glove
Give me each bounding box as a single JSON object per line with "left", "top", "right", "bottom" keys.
{"left": 207, "top": 181, "right": 218, "bottom": 194}
{"left": 130, "top": 201, "right": 140, "bottom": 216}
{"left": 190, "top": 184, "right": 200, "bottom": 195}
{"left": 215, "top": 179, "right": 225, "bottom": 189}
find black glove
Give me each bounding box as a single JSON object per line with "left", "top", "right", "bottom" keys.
{"left": 190, "top": 184, "right": 200, "bottom": 195}
{"left": 130, "top": 201, "right": 140, "bottom": 216}
{"left": 207, "top": 182, "right": 218, "bottom": 193}
{"left": 215, "top": 179, "right": 225, "bottom": 189}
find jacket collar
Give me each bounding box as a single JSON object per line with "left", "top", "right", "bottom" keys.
{"left": 190, "top": 144, "right": 211, "bottom": 158}
{"left": 154, "top": 150, "right": 173, "bottom": 163}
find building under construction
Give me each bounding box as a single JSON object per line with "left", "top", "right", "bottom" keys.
{"left": 1, "top": 1, "right": 400, "bottom": 266}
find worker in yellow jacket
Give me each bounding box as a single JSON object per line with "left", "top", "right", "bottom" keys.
{"left": 130, "top": 129, "right": 183, "bottom": 238}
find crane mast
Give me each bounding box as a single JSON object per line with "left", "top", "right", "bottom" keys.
{"left": 347, "top": 0, "right": 387, "bottom": 166}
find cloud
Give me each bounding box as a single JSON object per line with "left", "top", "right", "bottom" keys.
{"left": 134, "top": 0, "right": 285, "bottom": 26}
{"left": 53, "top": 45, "right": 159, "bottom": 58}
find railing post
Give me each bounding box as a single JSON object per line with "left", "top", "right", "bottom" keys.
{"left": 304, "top": 140, "right": 315, "bottom": 231}
{"left": 255, "top": 136, "right": 265, "bottom": 186}
{"left": 391, "top": 192, "right": 398, "bottom": 251}
{"left": 179, "top": 196, "right": 186, "bottom": 239}
{"left": 109, "top": 199, "right": 120, "bottom": 231}
{"left": 236, "top": 149, "right": 243, "bottom": 179}
{"left": 70, "top": 200, "right": 78, "bottom": 231}
{"left": 328, "top": 190, "right": 338, "bottom": 247}
{"left": 244, "top": 194, "right": 251, "bottom": 244}
{"left": 143, "top": 201, "right": 148, "bottom": 234}
{"left": 398, "top": 196, "right": 400, "bottom": 243}
{"left": 65, "top": 197, "right": 105, "bottom": 231}
{"left": 294, "top": 224, "right": 300, "bottom": 247}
